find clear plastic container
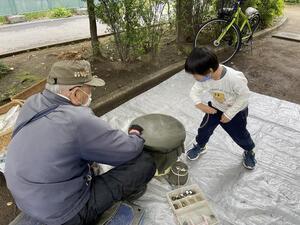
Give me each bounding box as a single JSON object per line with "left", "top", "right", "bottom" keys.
{"left": 166, "top": 184, "right": 218, "bottom": 225}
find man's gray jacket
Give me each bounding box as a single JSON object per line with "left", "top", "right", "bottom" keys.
{"left": 4, "top": 90, "right": 144, "bottom": 225}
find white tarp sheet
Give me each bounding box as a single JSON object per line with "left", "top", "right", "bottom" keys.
{"left": 0, "top": 105, "right": 20, "bottom": 172}
{"left": 101, "top": 70, "right": 300, "bottom": 225}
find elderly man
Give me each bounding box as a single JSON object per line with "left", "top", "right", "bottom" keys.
{"left": 5, "top": 60, "right": 156, "bottom": 225}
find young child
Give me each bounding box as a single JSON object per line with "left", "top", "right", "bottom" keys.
{"left": 185, "top": 47, "right": 256, "bottom": 169}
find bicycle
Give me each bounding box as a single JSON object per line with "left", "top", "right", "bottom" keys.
{"left": 194, "top": 0, "right": 260, "bottom": 64}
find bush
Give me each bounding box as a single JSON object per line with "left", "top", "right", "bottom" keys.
{"left": 176, "top": 0, "right": 215, "bottom": 42}
{"left": 0, "top": 62, "right": 10, "bottom": 78}
{"left": 192, "top": 0, "right": 216, "bottom": 33}
{"left": 139, "top": 1, "right": 170, "bottom": 57}
{"left": 50, "top": 8, "right": 73, "bottom": 18}
{"left": 96, "top": 0, "right": 168, "bottom": 62}
{"left": 243, "top": 0, "right": 285, "bottom": 27}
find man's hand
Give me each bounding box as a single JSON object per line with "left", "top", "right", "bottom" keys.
{"left": 128, "top": 124, "right": 144, "bottom": 136}
{"left": 220, "top": 114, "right": 230, "bottom": 123}
{"left": 196, "top": 103, "right": 217, "bottom": 114}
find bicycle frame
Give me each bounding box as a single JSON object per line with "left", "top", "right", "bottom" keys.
{"left": 234, "top": 7, "right": 253, "bottom": 41}
{"left": 216, "top": 4, "right": 252, "bottom": 44}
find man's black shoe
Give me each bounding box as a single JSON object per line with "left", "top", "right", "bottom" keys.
{"left": 125, "top": 185, "right": 147, "bottom": 202}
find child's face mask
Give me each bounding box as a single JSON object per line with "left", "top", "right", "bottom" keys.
{"left": 200, "top": 74, "right": 211, "bottom": 82}
{"left": 193, "top": 68, "right": 213, "bottom": 82}
{"left": 193, "top": 74, "right": 211, "bottom": 82}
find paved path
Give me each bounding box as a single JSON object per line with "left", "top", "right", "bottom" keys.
{"left": 0, "top": 16, "right": 109, "bottom": 55}
{"left": 279, "top": 4, "right": 300, "bottom": 33}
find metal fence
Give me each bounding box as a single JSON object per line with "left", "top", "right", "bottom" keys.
{"left": 0, "top": 0, "right": 86, "bottom": 16}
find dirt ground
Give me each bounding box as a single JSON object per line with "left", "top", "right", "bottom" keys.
{"left": 0, "top": 4, "right": 299, "bottom": 225}
{"left": 0, "top": 30, "right": 183, "bottom": 106}
{"left": 231, "top": 5, "right": 300, "bottom": 104}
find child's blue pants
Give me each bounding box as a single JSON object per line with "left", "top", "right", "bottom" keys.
{"left": 196, "top": 103, "right": 255, "bottom": 151}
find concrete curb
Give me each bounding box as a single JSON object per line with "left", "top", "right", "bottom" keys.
{"left": 0, "top": 32, "right": 112, "bottom": 59}
{"left": 253, "top": 15, "right": 288, "bottom": 39}
{"left": 92, "top": 60, "right": 185, "bottom": 116}
{"left": 272, "top": 32, "right": 300, "bottom": 42}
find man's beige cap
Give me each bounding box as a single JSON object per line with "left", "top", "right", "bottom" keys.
{"left": 47, "top": 60, "right": 105, "bottom": 87}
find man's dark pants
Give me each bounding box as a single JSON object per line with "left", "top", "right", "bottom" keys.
{"left": 196, "top": 105, "right": 255, "bottom": 152}
{"left": 63, "top": 152, "right": 156, "bottom": 225}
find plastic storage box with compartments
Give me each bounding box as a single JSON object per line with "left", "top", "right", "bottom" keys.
{"left": 166, "top": 184, "right": 218, "bottom": 225}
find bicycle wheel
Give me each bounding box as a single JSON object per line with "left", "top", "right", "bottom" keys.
{"left": 241, "top": 14, "right": 260, "bottom": 42}
{"left": 194, "top": 18, "right": 241, "bottom": 64}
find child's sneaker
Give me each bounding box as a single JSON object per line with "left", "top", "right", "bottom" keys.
{"left": 186, "top": 144, "right": 207, "bottom": 160}
{"left": 243, "top": 150, "right": 256, "bottom": 170}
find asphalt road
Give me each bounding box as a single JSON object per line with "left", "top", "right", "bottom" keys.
{"left": 0, "top": 16, "right": 109, "bottom": 55}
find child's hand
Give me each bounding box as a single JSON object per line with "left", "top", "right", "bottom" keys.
{"left": 196, "top": 103, "right": 217, "bottom": 114}
{"left": 220, "top": 114, "right": 230, "bottom": 123}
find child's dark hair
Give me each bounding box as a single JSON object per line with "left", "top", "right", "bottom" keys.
{"left": 185, "top": 47, "right": 219, "bottom": 75}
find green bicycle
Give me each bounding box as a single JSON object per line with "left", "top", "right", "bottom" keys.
{"left": 194, "top": 0, "right": 260, "bottom": 63}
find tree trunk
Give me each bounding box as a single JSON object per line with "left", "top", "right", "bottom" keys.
{"left": 87, "top": 0, "right": 102, "bottom": 57}
{"left": 176, "top": 0, "right": 194, "bottom": 43}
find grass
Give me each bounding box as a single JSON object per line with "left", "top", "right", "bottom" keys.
{"left": 24, "top": 11, "right": 50, "bottom": 21}
{"left": 0, "top": 16, "right": 6, "bottom": 24}
{"left": 17, "top": 72, "right": 39, "bottom": 84}
{"left": 14, "top": 7, "right": 74, "bottom": 22}
{"left": 0, "top": 62, "right": 10, "bottom": 78}
{"left": 0, "top": 70, "right": 40, "bottom": 104}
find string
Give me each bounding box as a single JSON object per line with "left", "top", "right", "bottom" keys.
{"left": 199, "top": 113, "right": 210, "bottom": 129}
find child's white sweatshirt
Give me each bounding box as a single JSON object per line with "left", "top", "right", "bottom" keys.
{"left": 190, "top": 66, "right": 251, "bottom": 120}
